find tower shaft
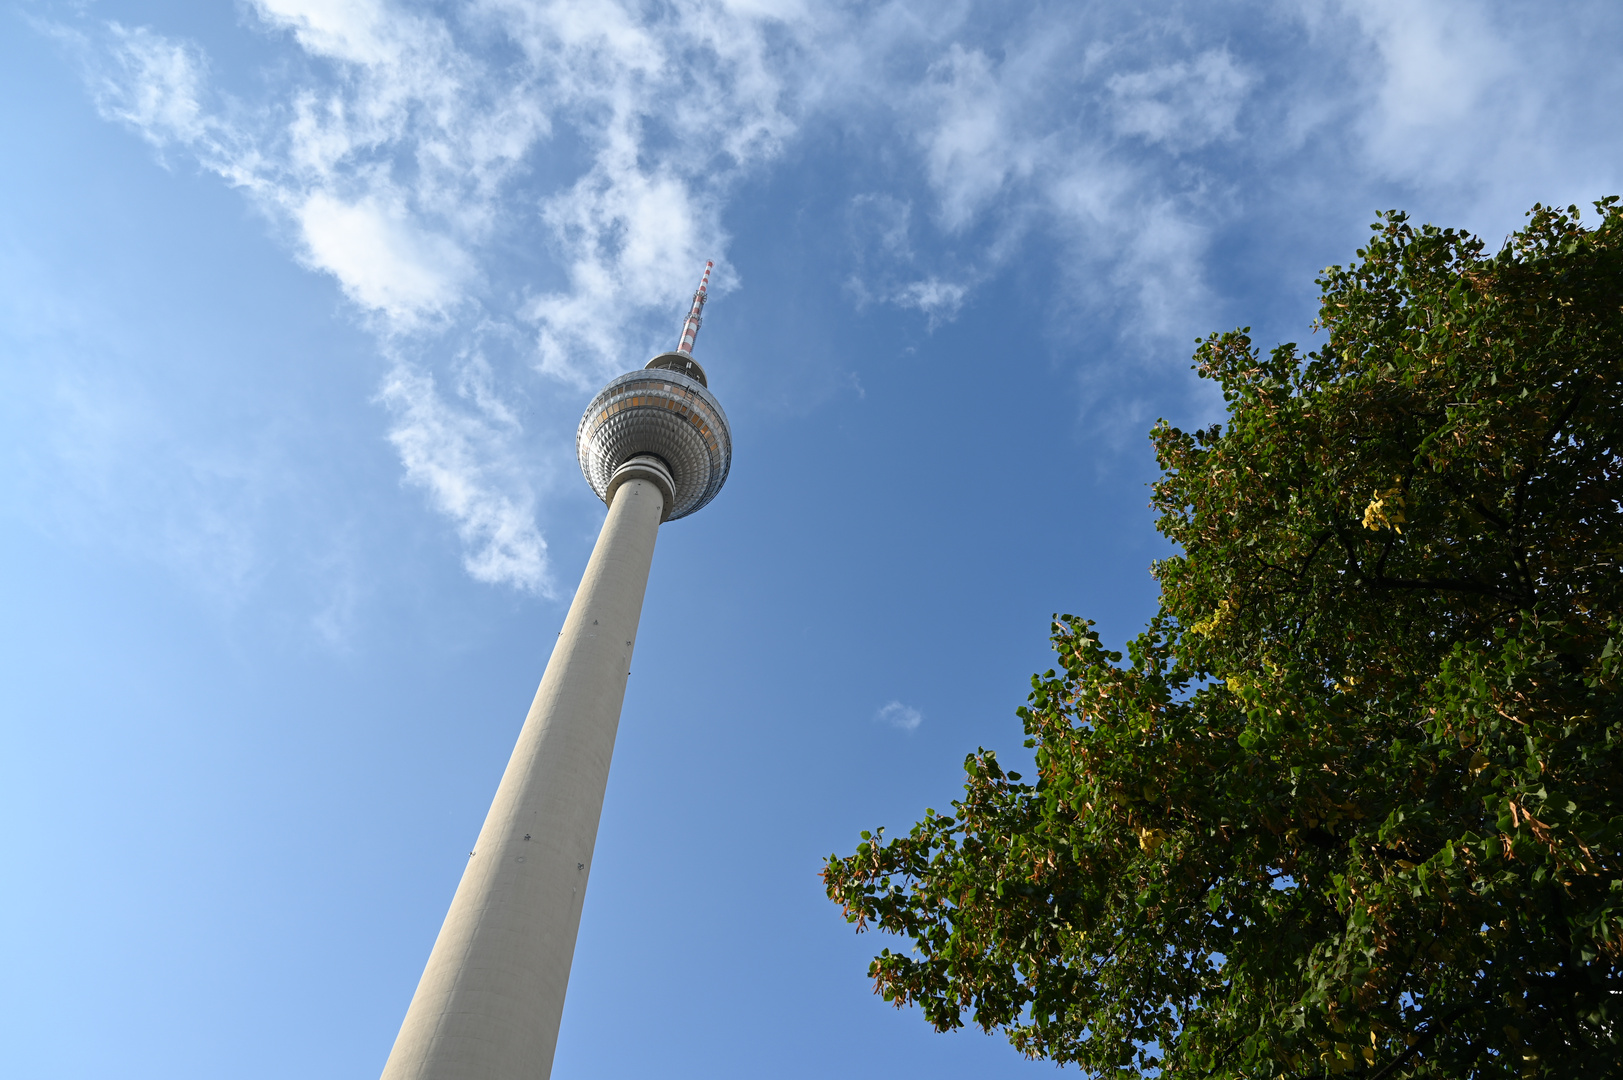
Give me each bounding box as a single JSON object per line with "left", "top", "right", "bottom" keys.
{"left": 380, "top": 472, "right": 668, "bottom": 1080}
{"left": 381, "top": 258, "right": 730, "bottom": 1078}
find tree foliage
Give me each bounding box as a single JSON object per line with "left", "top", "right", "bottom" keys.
{"left": 823, "top": 200, "right": 1623, "bottom": 1077}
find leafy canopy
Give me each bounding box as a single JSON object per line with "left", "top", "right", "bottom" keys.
{"left": 823, "top": 200, "right": 1623, "bottom": 1078}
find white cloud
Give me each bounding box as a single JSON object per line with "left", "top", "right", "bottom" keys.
{"left": 876, "top": 700, "right": 923, "bottom": 732}
{"left": 65, "top": 0, "right": 1623, "bottom": 597}
{"left": 70, "top": 0, "right": 808, "bottom": 589}
{"left": 378, "top": 363, "right": 552, "bottom": 594}
{"left": 89, "top": 23, "right": 211, "bottom": 147}
{"left": 1343, "top": 0, "right": 1514, "bottom": 163}
{"left": 1293, "top": 0, "right": 1623, "bottom": 222}
{"left": 1107, "top": 48, "right": 1254, "bottom": 149}
{"left": 252, "top": 0, "right": 405, "bottom": 67}
{"left": 494, "top": 0, "right": 809, "bottom": 386}
{"left": 530, "top": 164, "right": 719, "bottom": 387}
{"left": 295, "top": 191, "right": 471, "bottom": 322}
{"left": 898, "top": 28, "right": 1229, "bottom": 348}
{"left": 892, "top": 277, "right": 968, "bottom": 323}
{"left": 913, "top": 44, "right": 1041, "bottom": 233}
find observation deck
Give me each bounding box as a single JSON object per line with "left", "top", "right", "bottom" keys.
{"left": 575, "top": 353, "right": 732, "bottom": 522}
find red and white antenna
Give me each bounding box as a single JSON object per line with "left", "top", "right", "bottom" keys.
{"left": 675, "top": 260, "right": 713, "bottom": 356}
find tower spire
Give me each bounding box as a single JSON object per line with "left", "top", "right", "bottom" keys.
{"left": 675, "top": 260, "right": 713, "bottom": 356}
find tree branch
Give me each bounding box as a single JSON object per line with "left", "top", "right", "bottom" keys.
{"left": 1366, "top": 1002, "right": 1474, "bottom": 1080}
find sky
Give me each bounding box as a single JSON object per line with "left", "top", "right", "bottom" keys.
{"left": 2, "top": 1, "right": 1620, "bottom": 1076}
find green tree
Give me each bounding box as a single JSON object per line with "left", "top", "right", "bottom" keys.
{"left": 823, "top": 200, "right": 1623, "bottom": 1078}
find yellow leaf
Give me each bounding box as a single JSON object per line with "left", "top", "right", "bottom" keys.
{"left": 1188, "top": 596, "right": 1235, "bottom": 637}
{"left": 1362, "top": 487, "right": 1406, "bottom": 532}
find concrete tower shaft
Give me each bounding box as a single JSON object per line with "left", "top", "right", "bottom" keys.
{"left": 380, "top": 264, "right": 730, "bottom": 1080}
{"left": 379, "top": 473, "right": 665, "bottom": 1080}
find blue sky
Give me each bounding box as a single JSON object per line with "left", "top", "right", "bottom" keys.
{"left": 3, "top": 1, "right": 1620, "bottom": 1076}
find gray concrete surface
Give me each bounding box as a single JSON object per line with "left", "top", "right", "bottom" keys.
{"left": 379, "top": 472, "right": 667, "bottom": 1080}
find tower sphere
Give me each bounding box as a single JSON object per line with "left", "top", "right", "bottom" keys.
{"left": 576, "top": 351, "right": 732, "bottom": 521}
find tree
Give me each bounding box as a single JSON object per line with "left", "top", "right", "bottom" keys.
{"left": 823, "top": 200, "right": 1623, "bottom": 1078}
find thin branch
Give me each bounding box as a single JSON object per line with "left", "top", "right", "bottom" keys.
{"left": 1366, "top": 1001, "right": 1474, "bottom": 1080}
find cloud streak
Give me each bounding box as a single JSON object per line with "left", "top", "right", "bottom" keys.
{"left": 378, "top": 361, "right": 551, "bottom": 594}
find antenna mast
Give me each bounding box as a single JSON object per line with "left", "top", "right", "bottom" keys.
{"left": 675, "top": 260, "right": 713, "bottom": 356}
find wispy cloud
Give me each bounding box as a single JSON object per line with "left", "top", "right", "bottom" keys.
{"left": 66, "top": 0, "right": 816, "bottom": 590}
{"left": 1106, "top": 48, "right": 1254, "bottom": 150}
{"left": 61, "top": 0, "right": 1623, "bottom": 593}
{"left": 89, "top": 23, "right": 212, "bottom": 148}
{"left": 876, "top": 700, "right": 923, "bottom": 733}
{"left": 377, "top": 362, "right": 552, "bottom": 594}
{"left": 892, "top": 277, "right": 969, "bottom": 324}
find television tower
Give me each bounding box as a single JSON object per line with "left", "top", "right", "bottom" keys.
{"left": 380, "top": 262, "right": 731, "bottom": 1080}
